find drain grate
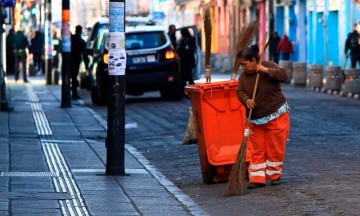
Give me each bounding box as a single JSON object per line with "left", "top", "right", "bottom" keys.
{"left": 0, "top": 171, "right": 60, "bottom": 177}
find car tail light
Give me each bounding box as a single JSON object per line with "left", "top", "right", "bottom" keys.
{"left": 103, "top": 53, "right": 108, "bottom": 64}
{"left": 168, "top": 76, "right": 174, "bottom": 82}
{"left": 165, "top": 50, "right": 175, "bottom": 60}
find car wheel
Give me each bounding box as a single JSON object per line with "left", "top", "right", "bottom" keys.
{"left": 160, "top": 88, "right": 171, "bottom": 100}
{"left": 169, "top": 75, "right": 183, "bottom": 101}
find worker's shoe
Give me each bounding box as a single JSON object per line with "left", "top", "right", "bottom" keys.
{"left": 271, "top": 179, "right": 281, "bottom": 186}
{"left": 247, "top": 182, "right": 265, "bottom": 189}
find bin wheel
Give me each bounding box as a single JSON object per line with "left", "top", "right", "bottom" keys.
{"left": 204, "top": 165, "right": 217, "bottom": 184}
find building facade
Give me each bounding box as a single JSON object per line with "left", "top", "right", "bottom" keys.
{"left": 274, "top": 0, "right": 360, "bottom": 68}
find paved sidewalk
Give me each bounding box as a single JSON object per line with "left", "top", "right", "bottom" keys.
{"left": 0, "top": 76, "right": 207, "bottom": 216}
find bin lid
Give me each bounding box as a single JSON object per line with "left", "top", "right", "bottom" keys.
{"left": 185, "top": 80, "right": 239, "bottom": 94}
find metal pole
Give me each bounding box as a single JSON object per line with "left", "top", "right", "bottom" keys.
{"left": 0, "top": 2, "right": 4, "bottom": 110}
{"left": 60, "top": 0, "right": 71, "bottom": 108}
{"left": 323, "top": 0, "right": 329, "bottom": 65}
{"left": 45, "top": 0, "right": 52, "bottom": 85}
{"left": 0, "top": 3, "right": 13, "bottom": 112}
{"left": 106, "top": 0, "right": 126, "bottom": 176}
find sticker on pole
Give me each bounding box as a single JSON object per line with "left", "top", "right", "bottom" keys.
{"left": 108, "top": 49, "right": 126, "bottom": 76}
{"left": 61, "top": 22, "right": 71, "bottom": 52}
{"left": 109, "top": 2, "right": 125, "bottom": 33}
{"left": 107, "top": 32, "right": 125, "bottom": 50}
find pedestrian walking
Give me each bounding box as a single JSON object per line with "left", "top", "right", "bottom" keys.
{"left": 30, "top": 30, "right": 44, "bottom": 75}
{"left": 236, "top": 44, "right": 290, "bottom": 189}
{"left": 277, "top": 34, "right": 293, "bottom": 61}
{"left": 70, "top": 25, "right": 89, "bottom": 99}
{"left": 345, "top": 24, "right": 360, "bottom": 68}
{"left": 13, "top": 29, "right": 30, "bottom": 83}
{"left": 269, "top": 32, "right": 280, "bottom": 63}
{"left": 52, "top": 30, "right": 61, "bottom": 70}
{"left": 177, "top": 28, "right": 195, "bottom": 92}
{"left": 6, "top": 28, "right": 15, "bottom": 74}
{"left": 168, "top": 24, "right": 177, "bottom": 49}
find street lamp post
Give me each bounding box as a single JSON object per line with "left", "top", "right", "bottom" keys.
{"left": 60, "top": 0, "right": 71, "bottom": 108}
{"left": 106, "top": 0, "right": 126, "bottom": 176}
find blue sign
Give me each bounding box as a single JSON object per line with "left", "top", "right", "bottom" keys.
{"left": 1, "top": 0, "right": 15, "bottom": 7}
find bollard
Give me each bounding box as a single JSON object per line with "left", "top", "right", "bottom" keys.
{"left": 324, "top": 66, "right": 342, "bottom": 91}
{"left": 343, "top": 68, "right": 360, "bottom": 94}
{"left": 308, "top": 64, "right": 324, "bottom": 88}
{"left": 279, "top": 60, "right": 292, "bottom": 83}
{"left": 292, "top": 62, "right": 307, "bottom": 86}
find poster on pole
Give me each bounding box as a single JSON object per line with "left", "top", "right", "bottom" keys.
{"left": 108, "top": 2, "right": 126, "bottom": 76}
{"left": 61, "top": 9, "right": 71, "bottom": 52}
{"left": 107, "top": 32, "right": 125, "bottom": 50}
{"left": 108, "top": 49, "right": 126, "bottom": 76}
{"left": 109, "top": 2, "right": 125, "bottom": 33}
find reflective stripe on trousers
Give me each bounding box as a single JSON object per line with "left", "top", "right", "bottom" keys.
{"left": 246, "top": 112, "right": 290, "bottom": 184}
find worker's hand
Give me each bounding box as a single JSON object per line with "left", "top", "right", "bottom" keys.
{"left": 345, "top": 54, "right": 348, "bottom": 59}
{"left": 246, "top": 99, "right": 256, "bottom": 109}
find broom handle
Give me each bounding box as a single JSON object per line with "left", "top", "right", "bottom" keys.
{"left": 246, "top": 74, "right": 259, "bottom": 128}
{"left": 245, "top": 33, "right": 270, "bottom": 128}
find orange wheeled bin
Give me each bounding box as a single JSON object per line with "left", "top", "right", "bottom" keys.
{"left": 185, "top": 80, "right": 246, "bottom": 184}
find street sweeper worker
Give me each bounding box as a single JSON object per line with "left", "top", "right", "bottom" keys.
{"left": 236, "top": 44, "right": 290, "bottom": 189}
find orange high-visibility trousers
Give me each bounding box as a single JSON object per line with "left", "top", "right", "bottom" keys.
{"left": 246, "top": 112, "right": 290, "bottom": 184}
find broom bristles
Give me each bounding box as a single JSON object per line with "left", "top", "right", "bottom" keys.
{"left": 224, "top": 135, "right": 248, "bottom": 196}
{"left": 204, "top": 9, "right": 212, "bottom": 67}
{"left": 231, "top": 19, "right": 259, "bottom": 76}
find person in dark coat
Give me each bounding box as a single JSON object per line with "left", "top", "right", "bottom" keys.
{"left": 52, "top": 30, "right": 61, "bottom": 70}
{"left": 6, "top": 29, "right": 15, "bottom": 74}
{"left": 30, "top": 30, "right": 44, "bottom": 74}
{"left": 277, "top": 34, "right": 293, "bottom": 61}
{"left": 345, "top": 24, "right": 360, "bottom": 68}
{"left": 177, "top": 28, "right": 195, "bottom": 92}
{"left": 13, "top": 29, "right": 30, "bottom": 82}
{"left": 269, "top": 32, "right": 280, "bottom": 63}
{"left": 167, "top": 24, "right": 177, "bottom": 49}
{"left": 71, "top": 25, "right": 89, "bottom": 99}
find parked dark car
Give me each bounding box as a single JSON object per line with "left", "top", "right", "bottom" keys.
{"left": 86, "top": 17, "right": 109, "bottom": 56}
{"left": 89, "top": 25, "right": 184, "bottom": 105}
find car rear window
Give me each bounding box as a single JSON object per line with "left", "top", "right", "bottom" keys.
{"left": 88, "top": 23, "right": 109, "bottom": 42}
{"left": 125, "top": 31, "right": 167, "bottom": 50}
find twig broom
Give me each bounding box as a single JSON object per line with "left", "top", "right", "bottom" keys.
{"left": 230, "top": 19, "right": 259, "bottom": 80}
{"left": 204, "top": 8, "right": 212, "bottom": 83}
{"left": 224, "top": 33, "right": 271, "bottom": 196}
